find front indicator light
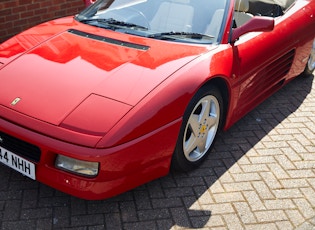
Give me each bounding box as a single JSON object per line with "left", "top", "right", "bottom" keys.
{"left": 55, "top": 155, "right": 99, "bottom": 177}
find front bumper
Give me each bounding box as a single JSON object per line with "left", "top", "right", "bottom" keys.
{"left": 0, "top": 117, "right": 181, "bottom": 200}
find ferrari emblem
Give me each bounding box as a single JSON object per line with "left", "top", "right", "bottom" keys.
{"left": 11, "top": 97, "right": 21, "bottom": 106}
{"left": 200, "top": 125, "right": 207, "bottom": 134}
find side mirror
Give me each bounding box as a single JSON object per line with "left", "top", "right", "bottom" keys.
{"left": 231, "top": 16, "right": 275, "bottom": 42}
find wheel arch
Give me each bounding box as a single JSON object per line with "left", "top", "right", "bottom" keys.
{"left": 199, "top": 76, "right": 231, "bottom": 129}
{"left": 171, "top": 75, "right": 231, "bottom": 171}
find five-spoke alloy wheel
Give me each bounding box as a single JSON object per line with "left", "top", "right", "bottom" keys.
{"left": 172, "top": 86, "right": 223, "bottom": 171}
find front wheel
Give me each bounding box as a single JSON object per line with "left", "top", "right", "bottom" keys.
{"left": 302, "top": 39, "right": 315, "bottom": 77}
{"left": 172, "top": 86, "right": 223, "bottom": 172}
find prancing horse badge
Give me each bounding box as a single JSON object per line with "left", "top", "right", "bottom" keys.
{"left": 11, "top": 97, "right": 21, "bottom": 106}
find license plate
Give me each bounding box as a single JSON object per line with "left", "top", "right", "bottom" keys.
{"left": 0, "top": 146, "right": 36, "bottom": 180}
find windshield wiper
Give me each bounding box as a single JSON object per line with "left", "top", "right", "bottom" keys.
{"left": 79, "top": 18, "right": 148, "bottom": 30}
{"left": 148, "top": 32, "right": 214, "bottom": 40}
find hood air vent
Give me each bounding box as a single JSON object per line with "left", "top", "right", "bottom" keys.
{"left": 68, "top": 29, "right": 150, "bottom": 50}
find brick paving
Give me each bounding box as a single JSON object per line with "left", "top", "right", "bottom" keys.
{"left": 0, "top": 73, "right": 315, "bottom": 229}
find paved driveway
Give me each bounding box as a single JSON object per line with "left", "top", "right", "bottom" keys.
{"left": 0, "top": 72, "right": 315, "bottom": 230}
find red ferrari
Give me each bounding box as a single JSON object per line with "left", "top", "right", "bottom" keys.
{"left": 0, "top": 0, "right": 314, "bottom": 200}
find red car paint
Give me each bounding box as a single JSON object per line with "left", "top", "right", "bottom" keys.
{"left": 0, "top": 0, "right": 314, "bottom": 199}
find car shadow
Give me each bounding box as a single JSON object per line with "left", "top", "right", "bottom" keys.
{"left": 0, "top": 74, "right": 313, "bottom": 229}
{"left": 108, "top": 73, "right": 314, "bottom": 229}
{"left": 86, "top": 74, "right": 313, "bottom": 229}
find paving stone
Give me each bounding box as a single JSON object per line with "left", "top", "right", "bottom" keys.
{"left": 264, "top": 199, "right": 296, "bottom": 210}
{"left": 280, "top": 178, "right": 310, "bottom": 189}
{"left": 213, "top": 192, "right": 245, "bottom": 203}
{"left": 254, "top": 210, "right": 288, "bottom": 222}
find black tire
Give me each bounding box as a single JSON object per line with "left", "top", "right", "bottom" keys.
{"left": 302, "top": 39, "right": 315, "bottom": 77}
{"left": 172, "top": 85, "right": 224, "bottom": 172}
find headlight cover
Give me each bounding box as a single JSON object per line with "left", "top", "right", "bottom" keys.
{"left": 61, "top": 94, "right": 132, "bottom": 136}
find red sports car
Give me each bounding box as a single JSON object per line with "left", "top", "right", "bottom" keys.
{"left": 0, "top": 0, "right": 314, "bottom": 200}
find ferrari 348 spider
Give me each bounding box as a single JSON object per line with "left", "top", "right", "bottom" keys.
{"left": 0, "top": 0, "right": 314, "bottom": 199}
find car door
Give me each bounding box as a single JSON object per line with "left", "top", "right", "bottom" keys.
{"left": 232, "top": 1, "right": 314, "bottom": 118}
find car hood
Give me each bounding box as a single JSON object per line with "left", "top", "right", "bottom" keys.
{"left": 0, "top": 22, "right": 209, "bottom": 127}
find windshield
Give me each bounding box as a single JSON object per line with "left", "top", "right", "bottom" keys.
{"left": 75, "top": 0, "right": 228, "bottom": 44}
